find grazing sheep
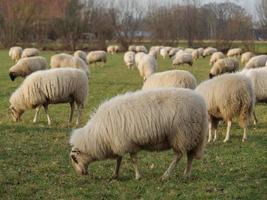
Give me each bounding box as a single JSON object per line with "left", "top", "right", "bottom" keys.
{"left": 9, "top": 56, "right": 48, "bottom": 81}
{"left": 148, "top": 49, "right": 158, "bottom": 59}
{"left": 135, "top": 52, "right": 146, "bottom": 66}
{"left": 149, "top": 46, "right": 161, "bottom": 55}
{"left": 168, "top": 48, "right": 181, "bottom": 58}
{"left": 227, "top": 48, "right": 242, "bottom": 57}
{"left": 142, "top": 70, "right": 197, "bottom": 90}
{"left": 87, "top": 51, "right": 107, "bottom": 65}
{"left": 135, "top": 45, "right": 148, "bottom": 53}
{"left": 124, "top": 51, "right": 135, "bottom": 69}
{"left": 137, "top": 55, "right": 157, "bottom": 81}
{"left": 50, "top": 53, "right": 89, "bottom": 77}
{"left": 69, "top": 88, "right": 208, "bottom": 180}
{"left": 128, "top": 45, "right": 136, "bottom": 52}
{"left": 241, "top": 67, "right": 267, "bottom": 124}
{"left": 74, "top": 50, "right": 87, "bottom": 64}
{"left": 241, "top": 52, "right": 254, "bottom": 65}
{"left": 9, "top": 68, "right": 88, "bottom": 125}
{"left": 21, "top": 48, "right": 40, "bottom": 58}
{"left": 209, "top": 52, "right": 225, "bottom": 65}
{"left": 9, "top": 46, "right": 22, "bottom": 63}
{"left": 203, "top": 47, "right": 217, "bottom": 57}
{"left": 107, "top": 45, "right": 119, "bottom": 54}
{"left": 184, "top": 48, "right": 194, "bottom": 54}
{"left": 197, "top": 48, "right": 204, "bottom": 57}
{"left": 196, "top": 73, "right": 254, "bottom": 143}
{"left": 192, "top": 49, "right": 200, "bottom": 60}
{"left": 160, "top": 48, "right": 168, "bottom": 59}
{"left": 244, "top": 55, "right": 267, "bottom": 69}
{"left": 209, "top": 57, "right": 239, "bottom": 78}
{"left": 172, "top": 52, "right": 193, "bottom": 67}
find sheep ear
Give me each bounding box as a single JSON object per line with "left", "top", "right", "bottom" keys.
{"left": 71, "top": 155, "right": 78, "bottom": 164}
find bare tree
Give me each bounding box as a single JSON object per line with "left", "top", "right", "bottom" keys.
{"left": 257, "top": 0, "right": 267, "bottom": 38}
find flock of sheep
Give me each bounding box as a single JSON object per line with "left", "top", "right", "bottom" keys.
{"left": 7, "top": 44, "right": 267, "bottom": 180}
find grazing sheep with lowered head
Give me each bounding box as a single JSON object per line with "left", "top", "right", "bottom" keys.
{"left": 172, "top": 52, "right": 193, "bottom": 67}
{"left": 9, "top": 46, "right": 22, "bottom": 63}
{"left": 9, "top": 68, "right": 88, "bottom": 125}
{"left": 241, "top": 52, "right": 254, "bottom": 65}
{"left": 137, "top": 54, "right": 157, "bottom": 81}
{"left": 69, "top": 88, "right": 208, "bottom": 180}
{"left": 21, "top": 48, "right": 40, "bottom": 58}
{"left": 124, "top": 51, "right": 135, "bottom": 69}
{"left": 142, "top": 70, "right": 197, "bottom": 90}
{"left": 196, "top": 73, "right": 255, "bottom": 143}
{"left": 9, "top": 56, "right": 48, "bottom": 81}
{"left": 209, "top": 52, "right": 225, "bottom": 65}
{"left": 86, "top": 51, "right": 107, "bottom": 65}
{"left": 227, "top": 48, "right": 242, "bottom": 57}
{"left": 244, "top": 55, "right": 267, "bottom": 69}
{"left": 203, "top": 47, "right": 217, "bottom": 57}
{"left": 209, "top": 57, "right": 239, "bottom": 78}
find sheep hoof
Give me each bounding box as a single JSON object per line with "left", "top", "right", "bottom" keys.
{"left": 242, "top": 138, "right": 247, "bottom": 142}
{"left": 208, "top": 139, "right": 212, "bottom": 143}
{"left": 135, "top": 174, "right": 141, "bottom": 180}
{"left": 160, "top": 175, "right": 169, "bottom": 181}
{"left": 223, "top": 139, "right": 229, "bottom": 143}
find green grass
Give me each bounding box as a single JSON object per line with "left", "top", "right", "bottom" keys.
{"left": 0, "top": 50, "right": 266, "bottom": 200}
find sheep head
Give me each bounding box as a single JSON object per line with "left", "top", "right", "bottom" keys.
{"left": 9, "top": 71, "right": 17, "bottom": 81}
{"left": 9, "top": 105, "right": 23, "bottom": 122}
{"left": 70, "top": 147, "right": 91, "bottom": 176}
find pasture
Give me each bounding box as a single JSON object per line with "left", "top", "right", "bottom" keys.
{"left": 0, "top": 49, "right": 266, "bottom": 199}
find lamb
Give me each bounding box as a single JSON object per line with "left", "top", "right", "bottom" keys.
{"left": 241, "top": 52, "right": 254, "bottom": 65}
{"left": 241, "top": 67, "right": 267, "bottom": 124}
{"left": 209, "top": 57, "right": 239, "bottom": 78}
{"left": 135, "top": 45, "right": 148, "bottom": 53}
{"left": 196, "top": 73, "right": 255, "bottom": 143}
{"left": 50, "top": 53, "right": 89, "bottom": 77}
{"left": 9, "top": 56, "right": 48, "bottom": 81}
{"left": 137, "top": 54, "right": 157, "bottom": 80}
{"left": 21, "top": 48, "right": 40, "bottom": 58}
{"left": 172, "top": 52, "right": 193, "bottom": 67}
{"left": 227, "top": 48, "right": 242, "bottom": 57}
{"left": 86, "top": 50, "right": 107, "bottom": 65}
{"left": 209, "top": 52, "right": 225, "bottom": 65}
{"left": 107, "top": 45, "right": 119, "bottom": 54}
{"left": 69, "top": 88, "right": 208, "bottom": 180}
{"left": 9, "top": 68, "right": 88, "bottom": 125}
{"left": 74, "top": 50, "right": 87, "bottom": 64}
{"left": 124, "top": 51, "right": 135, "bottom": 69}
{"left": 135, "top": 52, "right": 146, "bottom": 66}
{"left": 244, "top": 55, "right": 267, "bottom": 69}
{"left": 9, "top": 46, "right": 22, "bottom": 63}
{"left": 142, "top": 70, "right": 197, "bottom": 90}
{"left": 160, "top": 48, "right": 168, "bottom": 59}
{"left": 203, "top": 47, "right": 217, "bottom": 57}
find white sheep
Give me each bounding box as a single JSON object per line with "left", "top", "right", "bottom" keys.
{"left": 74, "top": 50, "right": 87, "bottom": 64}
{"left": 196, "top": 73, "right": 255, "bottom": 143}
{"left": 244, "top": 55, "right": 267, "bottom": 69}
{"left": 107, "top": 45, "right": 119, "bottom": 54}
{"left": 137, "top": 54, "right": 157, "bottom": 80}
{"left": 172, "top": 52, "right": 193, "bottom": 67}
{"left": 50, "top": 53, "right": 89, "bottom": 77}
{"left": 203, "top": 47, "right": 217, "bottom": 57}
{"left": 149, "top": 46, "right": 161, "bottom": 55}
{"left": 192, "top": 49, "right": 200, "bottom": 60}
{"left": 135, "top": 52, "right": 146, "bottom": 66}
{"left": 86, "top": 50, "right": 107, "bottom": 65}
{"left": 9, "top": 68, "right": 88, "bottom": 125}
{"left": 184, "top": 48, "right": 194, "bottom": 54}
{"left": 21, "top": 48, "right": 40, "bottom": 58}
{"left": 69, "top": 88, "right": 208, "bottom": 180}
{"left": 160, "top": 48, "right": 168, "bottom": 59}
{"left": 128, "top": 45, "right": 136, "bottom": 52}
{"left": 142, "top": 70, "right": 197, "bottom": 90}
{"left": 197, "top": 48, "right": 204, "bottom": 57}
{"left": 241, "top": 52, "right": 254, "bottom": 65}
{"left": 227, "top": 48, "right": 242, "bottom": 57}
{"left": 135, "top": 45, "right": 148, "bottom": 53}
{"left": 209, "top": 57, "right": 239, "bottom": 78}
{"left": 209, "top": 52, "right": 225, "bottom": 65}
{"left": 124, "top": 51, "right": 135, "bottom": 69}
{"left": 9, "top": 56, "right": 48, "bottom": 81}
{"left": 9, "top": 46, "right": 22, "bottom": 63}
{"left": 168, "top": 48, "right": 181, "bottom": 58}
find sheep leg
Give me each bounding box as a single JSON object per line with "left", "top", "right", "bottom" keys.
{"left": 213, "top": 130, "right": 218, "bottom": 142}
{"left": 242, "top": 127, "right": 248, "bottom": 142}
{"left": 44, "top": 105, "right": 51, "bottom": 125}
{"left": 208, "top": 121, "right": 213, "bottom": 143}
{"left": 184, "top": 151, "right": 194, "bottom": 177}
{"left": 130, "top": 153, "right": 141, "bottom": 180}
{"left": 110, "top": 156, "right": 122, "bottom": 180}
{"left": 76, "top": 104, "right": 83, "bottom": 125}
{"left": 223, "top": 121, "right": 232, "bottom": 143}
{"left": 33, "top": 106, "right": 41, "bottom": 123}
{"left": 69, "top": 102, "right": 74, "bottom": 123}
{"left": 253, "top": 111, "right": 258, "bottom": 125}
{"left": 161, "top": 152, "right": 182, "bottom": 181}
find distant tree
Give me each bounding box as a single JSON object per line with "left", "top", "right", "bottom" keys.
{"left": 257, "top": 0, "right": 267, "bottom": 37}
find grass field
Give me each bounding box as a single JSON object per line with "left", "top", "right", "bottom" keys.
{"left": 0, "top": 49, "right": 266, "bottom": 200}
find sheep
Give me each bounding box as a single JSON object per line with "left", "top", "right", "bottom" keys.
{"left": 241, "top": 52, "right": 254, "bottom": 65}
{"left": 148, "top": 49, "right": 158, "bottom": 59}
{"left": 160, "top": 48, "right": 168, "bottom": 59}
{"left": 241, "top": 67, "right": 267, "bottom": 125}
{"left": 172, "top": 52, "right": 193, "bottom": 67}
{"left": 149, "top": 46, "right": 161, "bottom": 55}
{"left": 124, "top": 51, "right": 135, "bottom": 69}
{"left": 197, "top": 48, "right": 204, "bottom": 57}
{"left": 184, "top": 48, "right": 194, "bottom": 54}
{"left": 137, "top": 54, "right": 157, "bottom": 81}
{"left": 86, "top": 50, "right": 107, "bottom": 65}
{"left": 196, "top": 73, "right": 254, "bottom": 143}
{"left": 128, "top": 45, "right": 136, "bottom": 52}
{"left": 135, "top": 52, "right": 146, "bottom": 66}
{"left": 50, "top": 53, "right": 89, "bottom": 77}
{"left": 203, "top": 47, "right": 217, "bottom": 57}
{"left": 9, "top": 46, "right": 22, "bottom": 63}
{"left": 209, "top": 57, "right": 239, "bottom": 78}
{"left": 135, "top": 45, "right": 148, "bottom": 53}
{"left": 107, "top": 45, "right": 119, "bottom": 54}
{"left": 69, "top": 88, "right": 208, "bottom": 180}
{"left": 244, "top": 55, "right": 267, "bottom": 69}
{"left": 209, "top": 52, "right": 225, "bottom": 65}
{"left": 142, "top": 70, "right": 197, "bottom": 90}
{"left": 168, "top": 48, "right": 181, "bottom": 58}
{"left": 21, "top": 48, "right": 40, "bottom": 58}
{"left": 9, "top": 68, "right": 88, "bottom": 125}
{"left": 227, "top": 48, "right": 242, "bottom": 57}
{"left": 192, "top": 49, "right": 200, "bottom": 60}
{"left": 74, "top": 50, "right": 87, "bottom": 64}
{"left": 9, "top": 56, "right": 48, "bottom": 81}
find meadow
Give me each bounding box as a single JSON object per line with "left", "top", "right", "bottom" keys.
{"left": 0, "top": 49, "right": 266, "bottom": 200}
